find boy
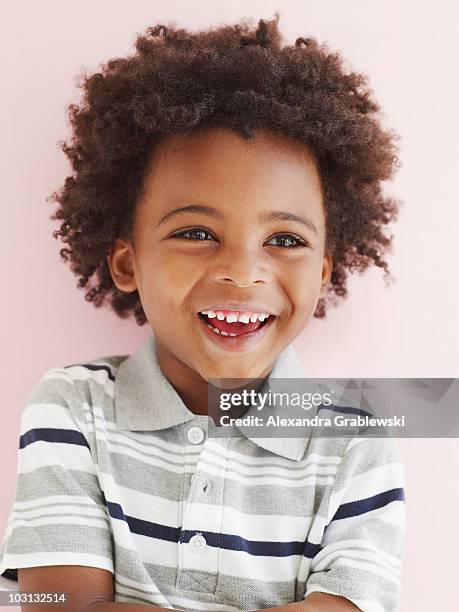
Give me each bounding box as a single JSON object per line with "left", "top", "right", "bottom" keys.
{"left": 0, "top": 14, "right": 405, "bottom": 612}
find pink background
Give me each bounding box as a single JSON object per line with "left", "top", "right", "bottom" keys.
{"left": 1, "top": 1, "right": 458, "bottom": 609}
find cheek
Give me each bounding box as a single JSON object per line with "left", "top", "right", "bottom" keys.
{"left": 279, "top": 261, "right": 324, "bottom": 323}
{"left": 141, "top": 253, "right": 201, "bottom": 311}
{"left": 282, "top": 259, "right": 322, "bottom": 296}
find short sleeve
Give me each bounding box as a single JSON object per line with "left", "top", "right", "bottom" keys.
{"left": 0, "top": 368, "right": 114, "bottom": 580}
{"left": 305, "top": 435, "right": 406, "bottom": 612}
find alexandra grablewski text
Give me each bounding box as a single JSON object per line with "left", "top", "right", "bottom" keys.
{"left": 219, "top": 413, "right": 406, "bottom": 428}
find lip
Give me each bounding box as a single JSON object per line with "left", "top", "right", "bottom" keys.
{"left": 195, "top": 312, "right": 276, "bottom": 352}
{"left": 197, "top": 303, "right": 277, "bottom": 315}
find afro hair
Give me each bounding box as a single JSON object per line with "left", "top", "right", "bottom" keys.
{"left": 49, "top": 12, "right": 401, "bottom": 325}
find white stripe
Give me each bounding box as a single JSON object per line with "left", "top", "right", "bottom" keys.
{"left": 314, "top": 538, "right": 401, "bottom": 570}
{"left": 89, "top": 406, "right": 202, "bottom": 456}
{"left": 198, "top": 460, "right": 335, "bottom": 488}
{"left": 6, "top": 494, "right": 98, "bottom": 510}
{"left": 324, "top": 502, "right": 406, "bottom": 537}
{"left": 296, "top": 557, "right": 313, "bottom": 582}
{"left": 4, "top": 514, "right": 110, "bottom": 539}
{"left": 99, "top": 473, "right": 183, "bottom": 526}
{"left": 305, "top": 514, "right": 327, "bottom": 545}
{"left": 7, "top": 502, "right": 107, "bottom": 522}
{"left": 340, "top": 462, "right": 405, "bottom": 504}
{"left": 96, "top": 433, "right": 198, "bottom": 475}
{"left": 312, "top": 546, "right": 401, "bottom": 577}
{"left": 311, "top": 548, "right": 400, "bottom": 580}
{"left": 5, "top": 496, "right": 105, "bottom": 529}
{"left": 89, "top": 422, "right": 200, "bottom": 461}
{"left": 110, "top": 530, "right": 181, "bottom": 564}
{"left": 60, "top": 365, "right": 115, "bottom": 391}
{"left": 209, "top": 504, "right": 314, "bottom": 540}
{"left": 200, "top": 445, "right": 339, "bottom": 479}
{"left": 0, "top": 552, "right": 113, "bottom": 574}
{"left": 327, "top": 462, "right": 404, "bottom": 520}
{"left": 41, "top": 370, "right": 76, "bottom": 385}
{"left": 319, "top": 555, "right": 401, "bottom": 583}
{"left": 205, "top": 438, "right": 342, "bottom": 468}
{"left": 18, "top": 441, "right": 95, "bottom": 474}
{"left": 217, "top": 547, "right": 299, "bottom": 581}
{"left": 22, "top": 402, "right": 87, "bottom": 434}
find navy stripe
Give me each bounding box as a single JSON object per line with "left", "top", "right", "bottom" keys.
{"left": 64, "top": 363, "right": 115, "bottom": 381}
{"left": 318, "top": 404, "right": 373, "bottom": 418}
{"left": 303, "top": 540, "right": 322, "bottom": 558}
{"left": 332, "top": 487, "right": 405, "bottom": 521}
{"left": 19, "top": 428, "right": 90, "bottom": 450}
{"left": 106, "top": 501, "right": 181, "bottom": 542}
{"left": 1, "top": 569, "right": 17, "bottom": 582}
{"left": 106, "top": 501, "right": 321, "bottom": 558}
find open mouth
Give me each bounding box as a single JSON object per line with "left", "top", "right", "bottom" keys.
{"left": 196, "top": 312, "right": 273, "bottom": 337}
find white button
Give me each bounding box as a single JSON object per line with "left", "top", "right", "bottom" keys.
{"left": 190, "top": 473, "right": 196, "bottom": 483}
{"left": 187, "top": 426, "right": 205, "bottom": 444}
{"left": 189, "top": 533, "right": 207, "bottom": 550}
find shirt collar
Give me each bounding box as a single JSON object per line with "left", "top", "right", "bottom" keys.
{"left": 114, "top": 332, "right": 310, "bottom": 461}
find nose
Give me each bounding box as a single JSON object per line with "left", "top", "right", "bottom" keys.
{"left": 209, "top": 245, "right": 272, "bottom": 287}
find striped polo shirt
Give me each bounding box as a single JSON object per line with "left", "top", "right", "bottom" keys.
{"left": 0, "top": 333, "right": 406, "bottom": 611}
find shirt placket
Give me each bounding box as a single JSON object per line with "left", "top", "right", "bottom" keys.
{"left": 175, "top": 416, "right": 224, "bottom": 595}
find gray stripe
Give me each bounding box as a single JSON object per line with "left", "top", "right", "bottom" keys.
{"left": 98, "top": 446, "right": 187, "bottom": 502}
{"left": 301, "top": 565, "right": 400, "bottom": 609}
{"left": 16, "top": 467, "right": 105, "bottom": 505}
{"left": 26, "top": 375, "right": 76, "bottom": 406}
{"left": 3, "top": 524, "right": 111, "bottom": 558}
{"left": 223, "top": 478, "right": 330, "bottom": 515}
{"left": 326, "top": 518, "right": 405, "bottom": 558}
{"left": 332, "top": 437, "right": 402, "bottom": 491}
{"left": 215, "top": 573, "right": 296, "bottom": 609}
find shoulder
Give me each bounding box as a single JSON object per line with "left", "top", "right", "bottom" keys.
{"left": 61, "top": 351, "right": 130, "bottom": 427}
{"left": 303, "top": 405, "right": 405, "bottom": 499}
{"left": 23, "top": 350, "right": 130, "bottom": 436}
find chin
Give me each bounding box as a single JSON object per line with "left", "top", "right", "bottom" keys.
{"left": 202, "top": 364, "right": 267, "bottom": 385}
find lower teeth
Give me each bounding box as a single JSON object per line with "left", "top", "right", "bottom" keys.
{"left": 205, "top": 323, "right": 236, "bottom": 337}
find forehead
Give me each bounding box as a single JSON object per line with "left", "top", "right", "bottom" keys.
{"left": 144, "top": 127, "right": 323, "bottom": 200}
{"left": 152, "top": 127, "right": 318, "bottom": 166}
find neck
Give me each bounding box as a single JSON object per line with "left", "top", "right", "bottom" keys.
{"left": 154, "top": 339, "right": 275, "bottom": 417}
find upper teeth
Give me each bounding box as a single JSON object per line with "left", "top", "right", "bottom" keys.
{"left": 200, "top": 310, "right": 270, "bottom": 323}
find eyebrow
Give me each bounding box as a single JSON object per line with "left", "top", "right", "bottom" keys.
{"left": 157, "top": 204, "right": 319, "bottom": 237}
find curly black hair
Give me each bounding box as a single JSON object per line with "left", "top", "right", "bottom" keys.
{"left": 49, "top": 12, "right": 401, "bottom": 325}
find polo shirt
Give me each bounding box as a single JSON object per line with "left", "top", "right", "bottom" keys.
{"left": 0, "top": 333, "right": 406, "bottom": 611}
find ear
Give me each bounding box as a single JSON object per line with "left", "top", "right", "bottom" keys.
{"left": 319, "top": 249, "right": 333, "bottom": 299}
{"left": 106, "top": 238, "right": 138, "bottom": 293}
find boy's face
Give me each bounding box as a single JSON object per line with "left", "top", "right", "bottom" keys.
{"left": 108, "top": 128, "right": 332, "bottom": 382}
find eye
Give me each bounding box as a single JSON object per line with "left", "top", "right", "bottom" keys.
{"left": 171, "top": 228, "right": 215, "bottom": 241}
{"left": 266, "top": 233, "right": 308, "bottom": 249}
